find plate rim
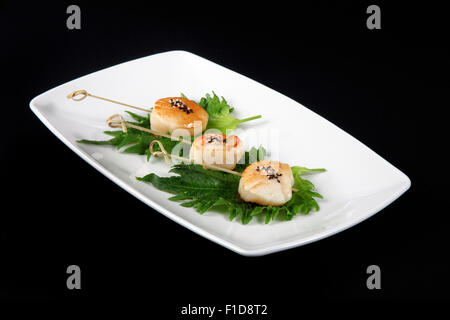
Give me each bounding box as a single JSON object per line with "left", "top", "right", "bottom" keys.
{"left": 29, "top": 50, "right": 411, "bottom": 256}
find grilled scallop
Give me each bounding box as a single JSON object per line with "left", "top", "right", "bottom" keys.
{"left": 151, "top": 97, "right": 209, "bottom": 135}
{"left": 189, "top": 133, "right": 245, "bottom": 170}
{"left": 238, "top": 160, "right": 294, "bottom": 206}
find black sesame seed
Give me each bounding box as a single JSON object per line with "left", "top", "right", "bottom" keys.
{"left": 169, "top": 98, "right": 193, "bottom": 113}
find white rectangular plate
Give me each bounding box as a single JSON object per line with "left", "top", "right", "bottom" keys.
{"left": 30, "top": 50, "right": 410, "bottom": 256}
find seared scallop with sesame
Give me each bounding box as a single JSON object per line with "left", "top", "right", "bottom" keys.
{"left": 189, "top": 133, "right": 245, "bottom": 170}
{"left": 151, "top": 97, "right": 209, "bottom": 136}
{"left": 238, "top": 160, "right": 294, "bottom": 206}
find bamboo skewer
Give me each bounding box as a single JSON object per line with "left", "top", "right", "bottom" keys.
{"left": 104, "top": 114, "right": 242, "bottom": 176}
{"left": 148, "top": 140, "right": 299, "bottom": 192}
{"left": 67, "top": 90, "right": 152, "bottom": 113}
{"left": 149, "top": 140, "right": 243, "bottom": 176}
{"left": 105, "top": 114, "right": 192, "bottom": 145}
{"left": 68, "top": 90, "right": 300, "bottom": 192}
{"left": 68, "top": 90, "right": 192, "bottom": 144}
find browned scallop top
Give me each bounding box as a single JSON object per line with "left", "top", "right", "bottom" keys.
{"left": 241, "top": 160, "right": 291, "bottom": 188}
{"left": 197, "top": 133, "right": 240, "bottom": 148}
{"left": 154, "top": 97, "right": 209, "bottom": 124}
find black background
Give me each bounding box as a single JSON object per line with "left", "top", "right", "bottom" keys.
{"left": 1, "top": 0, "right": 449, "bottom": 309}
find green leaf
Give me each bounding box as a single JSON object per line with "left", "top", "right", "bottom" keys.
{"left": 197, "top": 92, "right": 262, "bottom": 133}
{"left": 291, "top": 166, "right": 326, "bottom": 176}
{"left": 123, "top": 143, "right": 148, "bottom": 155}
{"left": 77, "top": 93, "right": 325, "bottom": 224}
{"left": 136, "top": 163, "right": 325, "bottom": 224}
{"left": 116, "top": 132, "right": 140, "bottom": 149}
{"left": 125, "top": 111, "right": 150, "bottom": 128}
{"left": 77, "top": 111, "right": 183, "bottom": 160}
{"left": 234, "top": 145, "right": 267, "bottom": 173}
{"left": 76, "top": 138, "right": 118, "bottom": 145}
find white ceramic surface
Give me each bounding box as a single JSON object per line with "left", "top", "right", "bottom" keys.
{"left": 30, "top": 50, "right": 410, "bottom": 256}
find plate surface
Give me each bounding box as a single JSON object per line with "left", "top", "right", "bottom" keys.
{"left": 30, "top": 50, "right": 410, "bottom": 256}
